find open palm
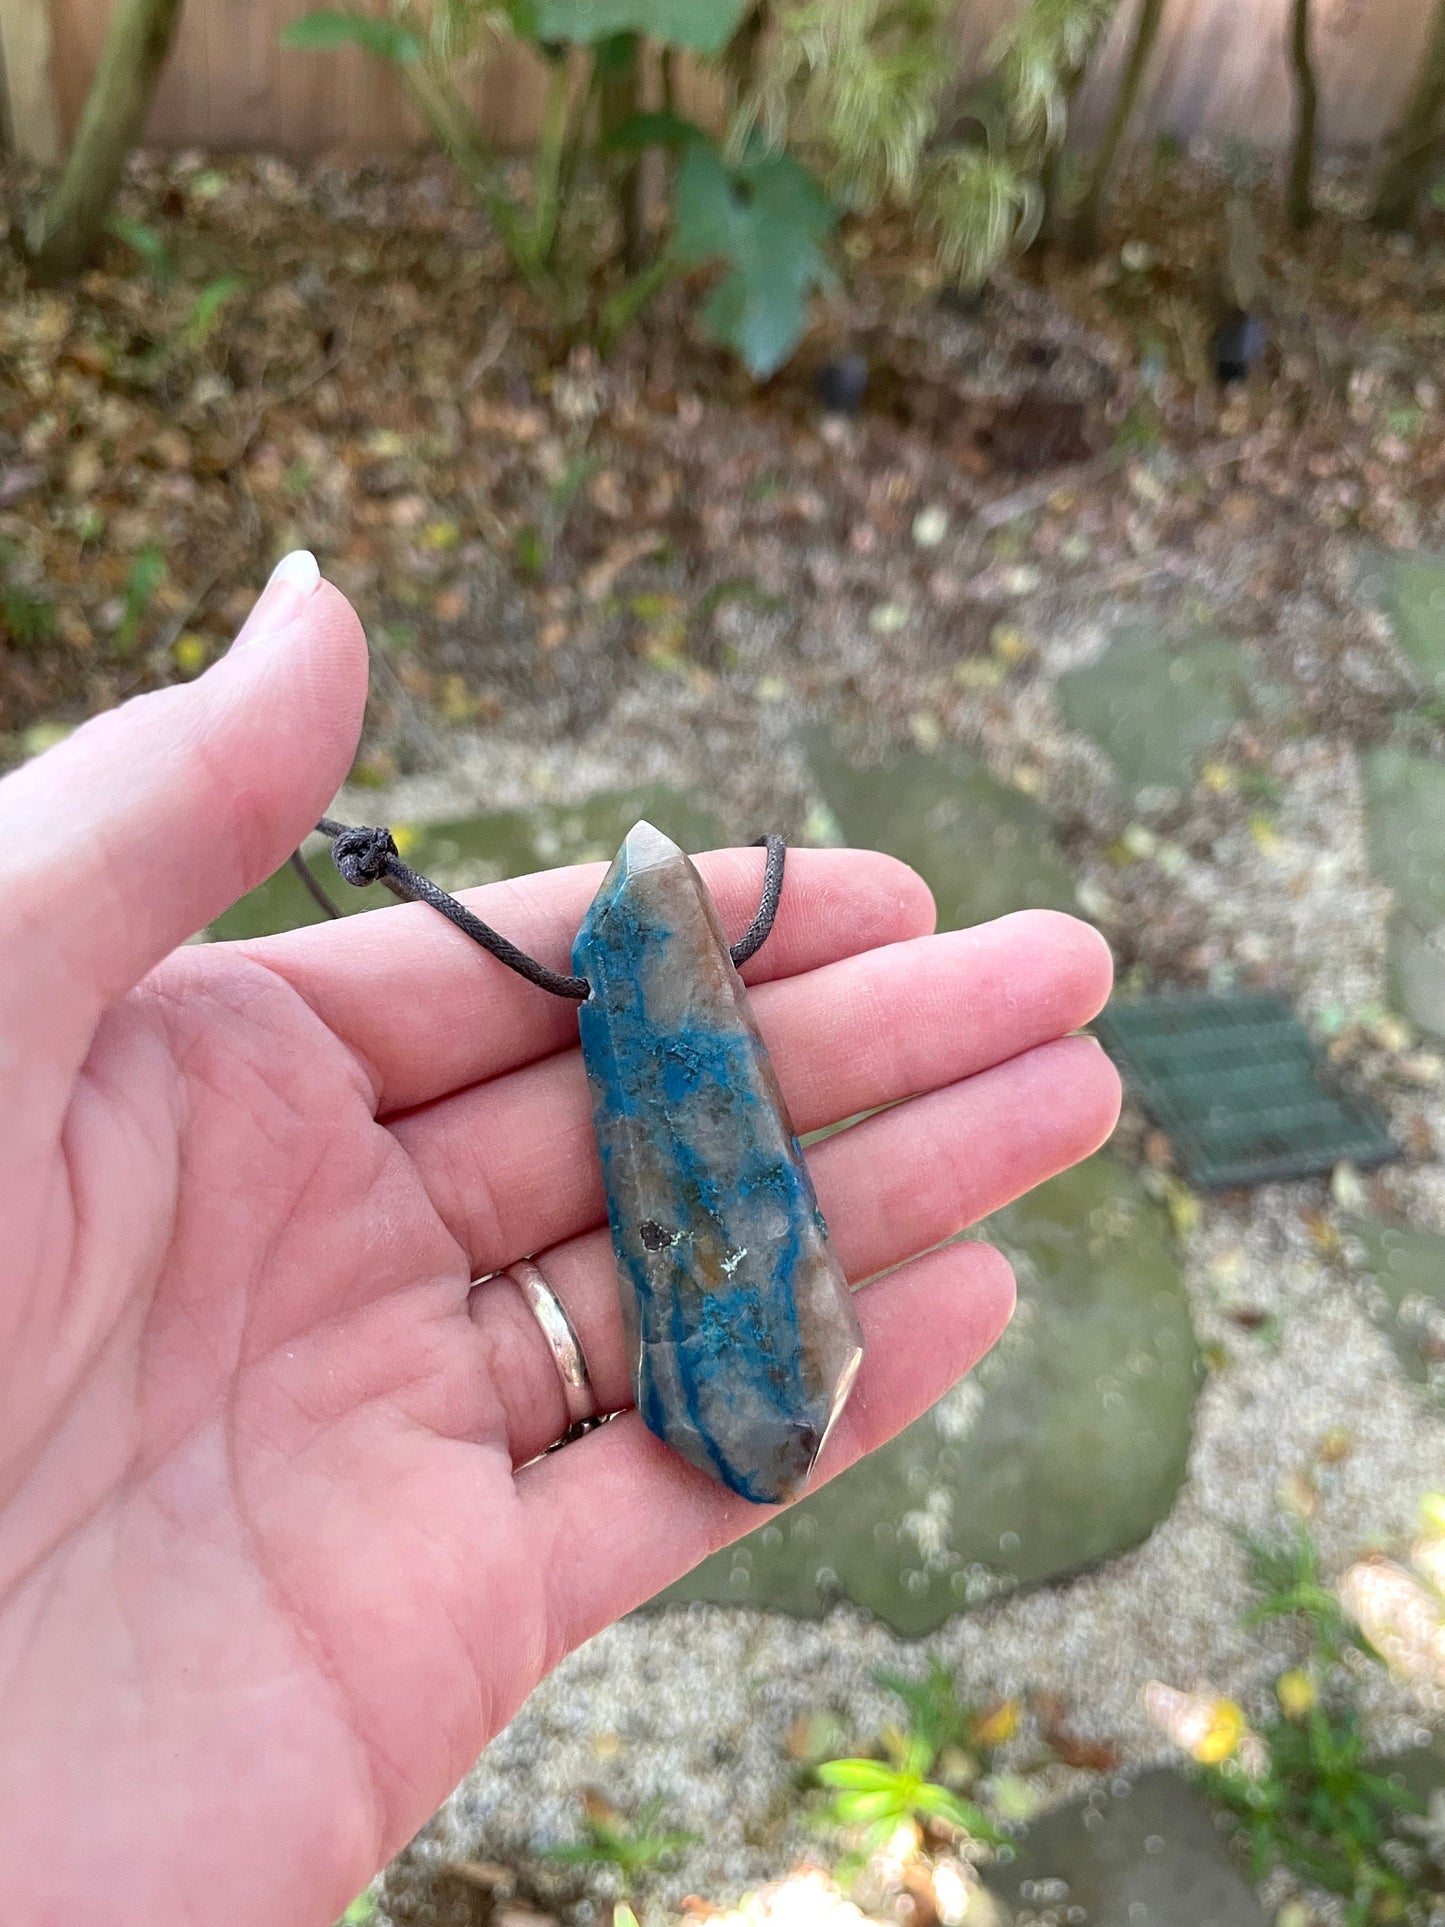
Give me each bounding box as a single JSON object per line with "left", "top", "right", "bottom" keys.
{"left": 0, "top": 566, "right": 1118, "bottom": 1927}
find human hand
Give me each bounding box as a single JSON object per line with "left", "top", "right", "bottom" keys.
{"left": 0, "top": 557, "right": 1119, "bottom": 1926}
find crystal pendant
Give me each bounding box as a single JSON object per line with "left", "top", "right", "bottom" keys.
{"left": 572, "top": 823, "right": 864, "bottom": 1504}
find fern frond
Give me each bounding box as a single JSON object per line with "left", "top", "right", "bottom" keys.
{"left": 737, "top": 0, "right": 948, "bottom": 208}
{"left": 410, "top": 0, "right": 512, "bottom": 64}
{"left": 988, "top": 0, "right": 1117, "bottom": 143}
{"left": 926, "top": 147, "right": 1042, "bottom": 283}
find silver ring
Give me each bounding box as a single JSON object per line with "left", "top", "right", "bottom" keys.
{"left": 503, "top": 1257, "right": 595, "bottom": 1429}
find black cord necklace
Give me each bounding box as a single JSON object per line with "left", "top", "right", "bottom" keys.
{"left": 291, "top": 819, "right": 788, "bottom": 999}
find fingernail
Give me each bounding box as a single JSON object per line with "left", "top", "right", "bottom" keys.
{"left": 232, "top": 550, "right": 321, "bottom": 652}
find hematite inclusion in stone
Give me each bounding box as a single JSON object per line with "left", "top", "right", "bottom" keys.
{"left": 572, "top": 823, "right": 863, "bottom": 1504}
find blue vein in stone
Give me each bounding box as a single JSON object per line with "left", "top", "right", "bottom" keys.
{"left": 572, "top": 822, "right": 863, "bottom": 1504}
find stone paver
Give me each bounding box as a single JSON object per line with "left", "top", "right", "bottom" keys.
{"left": 1055, "top": 626, "right": 1290, "bottom": 798}
{"left": 1362, "top": 547, "right": 1445, "bottom": 696}
{"left": 1350, "top": 1215, "right": 1445, "bottom": 1398}
{"left": 1361, "top": 746, "right": 1445, "bottom": 1038}
{"left": 801, "top": 734, "right": 1077, "bottom": 929}
{"left": 982, "top": 1769, "right": 1267, "bottom": 1927}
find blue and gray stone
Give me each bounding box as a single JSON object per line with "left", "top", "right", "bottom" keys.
{"left": 572, "top": 821, "right": 863, "bottom": 1505}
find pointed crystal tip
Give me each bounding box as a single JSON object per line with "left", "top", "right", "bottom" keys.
{"left": 620, "top": 819, "right": 685, "bottom": 875}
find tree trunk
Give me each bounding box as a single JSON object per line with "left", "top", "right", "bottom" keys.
{"left": 26, "top": 0, "right": 183, "bottom": 283}
{"left": 1065, "top": 0, "right": 1166, "bottom": 261}
{"left": 1038, "top": 63, "right": 1086, "bottom": 241}
{"left": 1286, "top": 0, "right": 1317, "bottom": 229}
{"left": 597, "top": 33, "right": 647, "bottom": 274}
{"left": 1371, "top": 0, "right": 1445, "bottom": 229}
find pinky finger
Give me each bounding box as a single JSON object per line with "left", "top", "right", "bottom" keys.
{"left": 520, "top": 1240, "right": 1016, "bottom": 1658}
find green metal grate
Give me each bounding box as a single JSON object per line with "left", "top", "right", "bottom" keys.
{"left": 1093, "top": 993, "right": 1398, "bottom": 1190}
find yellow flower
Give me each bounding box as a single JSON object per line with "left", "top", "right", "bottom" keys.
{"left": 1143, "top": 1683, "right": 1249, "bottom": 1763}
{"left": 1276, "top": 1670, "right": 1316, "bottom": 1719}
{"left": 1250, "top": 812, "right": 1282, "bottom": 856}
{"left": 1194, "top": 1699, "right": 1248, "bottom": 1764}
{"left": 971, "top": 1699, "right": 1021, "bottom": 1748}
{"left": 1420, "top": 1493, "right": 1445, "bottom": 1541}
{"left": 389, "top": 822, "right": 419, "bottom": 858}
{"left": 173, "top": 632, "right": 209, "bottom": 677}
{"left": 990, "top": 624, "right": 1028, "bottom": 665}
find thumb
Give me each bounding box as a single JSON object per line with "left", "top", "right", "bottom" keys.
{"left": 0, "top": 552, "right": 368, "bottom": 1066}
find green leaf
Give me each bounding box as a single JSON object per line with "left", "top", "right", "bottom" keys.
{"left": 108, "top": 215, "right": 174, "bottom": 280}
{"left": 913, "top": 1785, "right": 1005, "bottom": 1845}
{"left": 603, "top": 110, "right": 706, "bottom": 154}
{"left": 831, "top": 1789, "right": 903, "bottom": 1824}
{"left": 182, "top": 274, "right": 247, "bottom": 350}
{"left": 674, "top": 139, "right": 836, "bottom": 378}
{"left": 114, "top": 543, "right": 167, "bottom": 658}
{"left": 926, "top": 146, "right": 1041, "bottom": 286}
{"left": 857, "top": 1816, "right": 901, "bottom": 1857}
{"left": 281, "top": 10, "right": 424, "bottom": 61}
{"left": 533, "top": 0, "right": 744, "bottom": 51}
{"left": 816, "top": 1760, "right": 901, "bottom": 1792}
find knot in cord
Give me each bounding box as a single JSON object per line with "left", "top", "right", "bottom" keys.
{"left": 305, "top": 816, "right": 786, "bottom": 1003}
{"left": 332, "top": 824, "right": 397, "bottom": 887}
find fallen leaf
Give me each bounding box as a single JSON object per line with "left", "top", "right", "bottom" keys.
{"left": 1035, "top": 1693, "right": 1120, "bottom": 1773}
{"left": 443, "top": 1861, "right": 516, "bottom": 1893}
{"left": 581, "top": 531, "right": 666, "bottom": 602}
{"left": 1299, "top": 1205, "right": 1343, "bottom": 1263}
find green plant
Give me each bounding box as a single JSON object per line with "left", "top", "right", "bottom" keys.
{"left": 1244, "top": 1527, "right": 1363, "bottom": 1669}
{"left": 284, "top": 1, "right": 833, "bottom": 374}
{"left": 25, "top": 0, "right": 184, "bottom": 283}
{"left": 1192, "top": 1529, "right": 1435, "bottom": 1926}
{"left": 175, "top": 274, "right": 247, "bottom": 354}
{"left": 113, "top": 543, "right": 167, "bottom": 657}
{"left": 813, "top": 1657, "right": 1011, "bottom": 1881}
{"left": 671, "top": 135, "right": 836, "bottom": 376}
{"left": 108, "top": 214, "right": 177, "bottom": 280}
{"left": 541, "top": 1792, "right": 697, "bottom": 1888}
{"left": 873, "top": 1656, "right": 978, "bottom": 1761}
{"left": 741, "top": 0, "right": 1117, "bottom": 282}
{"left": 284, "top": 0, "right": 1115, "bottom": 373}
{"left": 1201, "top": 1704, "right": 1422, "bottom": 1923}
{"left": 816, "top": 1733, "right": 1003, "bottom": 1859}
{"left": 0, "top": 545, "right": 57, "bottom": 653}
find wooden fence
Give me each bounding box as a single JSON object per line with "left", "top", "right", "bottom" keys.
{"left": 2, "top": 0, "right": 1432, "bottom": 166}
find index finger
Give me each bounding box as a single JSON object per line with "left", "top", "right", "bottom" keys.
{"left": 221, "top": 844, "right": 937, "bottom": 1113}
